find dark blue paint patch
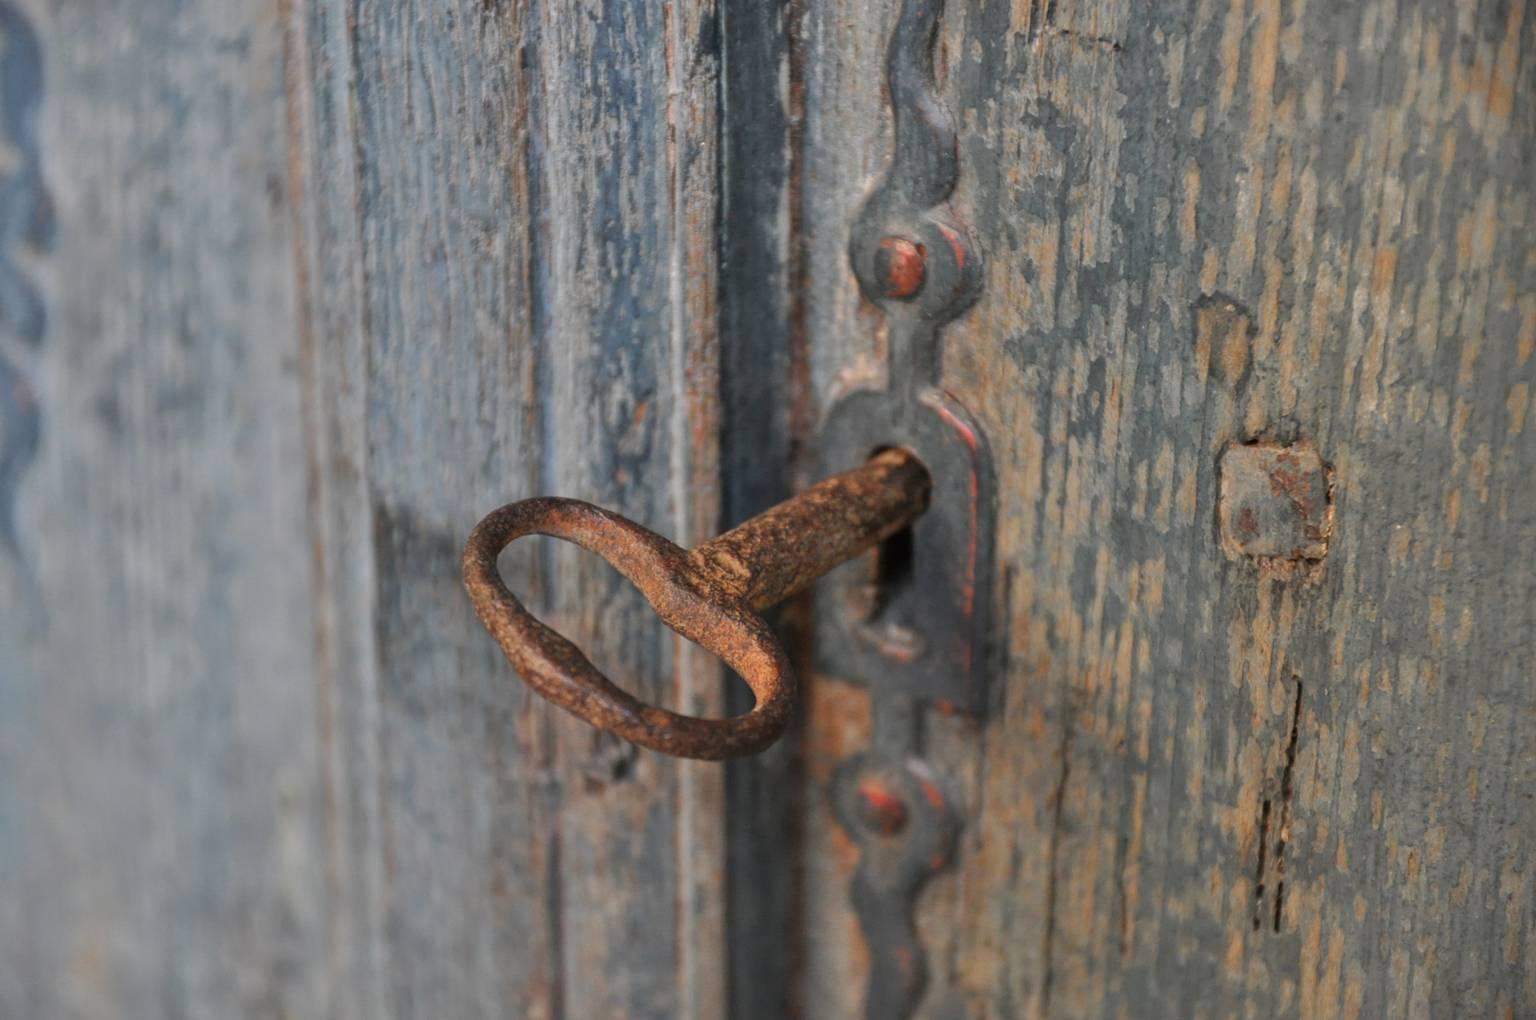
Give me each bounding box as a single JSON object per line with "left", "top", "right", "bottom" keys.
{"left": 571, "top": 0, "right": 668, "bottom": 509}
{"left": 0, "top": 353, "right": 38, "bottom": 555}
{"left": 718, "top": 4, "right": 799, "bottom": 1018}
{"left": 695, "top": 6, "right": 719, "bottom": 60}
{"left": 0, "top": 2, "right": 51, "bottom": 563}
{"left": 0, "top": 2, "right": 53, "bottom": 344}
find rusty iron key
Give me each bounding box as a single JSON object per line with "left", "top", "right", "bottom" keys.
{"left": 462, "top": 448, "right": 931, "bottom": 761}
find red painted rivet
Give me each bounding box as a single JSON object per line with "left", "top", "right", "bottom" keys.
{"left": 875, "top": 236, "right": 926, "bottom": 300}
{"left": 855, "top": 777, "right": 910, "bottom": 835}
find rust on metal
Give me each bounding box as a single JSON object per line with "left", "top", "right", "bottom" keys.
{"left": 855, "top": 777, "right": 911, "bottom": 836}
{"left": 828, "top": 0, "right": 989, "bottom": 1013}
{"left": 874, "top": 236, "right": 927, "bottom": 299}
{"left": 1219, "top": 441, "right": 1334, "bottom": 568}
{"left": 831, "top": 746, "right": 959, "bottom": 1020}
{"left": 690, "top": 447, "right": 930, "bottom": 609}
{"left": 462, "top": 448, "right": 932, "bottom": 761}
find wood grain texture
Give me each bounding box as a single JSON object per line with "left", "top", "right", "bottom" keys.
{"left": 3, "top": 0, "right": 727, "bottom": 1016}
{"left": 288, "top": 0, "right": 725, "bottom": 1018}
{"left": 795, "top": 0, "right": 1535, "bottom": 1017}
{"left": 0, "top": 0, "right": 328, "bottom": 1015}
{"left": 717, "top": 2, "right": 807, "bottom": 1017}
{"left": 4, "top": 0, "right": 1530, "bottom": 1015}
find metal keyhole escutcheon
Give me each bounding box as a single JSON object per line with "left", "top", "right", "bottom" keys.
{"left": 462, "top": 449, "right": 931, "bottom": 761}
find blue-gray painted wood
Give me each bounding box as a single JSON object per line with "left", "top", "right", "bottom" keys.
{"left": 290, "top": 0, "right": 727, "bottom": 1017}
{"left": 717, "top": 3, "right": 806, "bottom": 1018}
{"left": 2, "top": 0, "right": 1530, "bottom": 1017}
{"left": 0, "top": 1, "right": 328, "bottom": 1015}
{"left": 2, "top": 0, "right": 728, "bottom": 1017}
{"left": 794, "top": 1, "right": 1536, "bottom": 1017}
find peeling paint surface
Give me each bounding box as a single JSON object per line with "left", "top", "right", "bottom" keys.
{"left": 790, "top": 1, "right": 1536, "bottom": 1018}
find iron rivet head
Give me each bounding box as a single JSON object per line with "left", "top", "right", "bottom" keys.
{"left": 875, "top": 236, "right": 926, "bottom": 300}
{"left": 855, "top": 776, "right": 910, "bottom": 835}
{"left": 1218, "top": 442, "right": 1333, "bottom": 564}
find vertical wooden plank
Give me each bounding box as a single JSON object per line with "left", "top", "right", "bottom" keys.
{"left": 532, "top": 0, "right": 720, "bottom": 1012}
{"left": 0, "top": 1, "right": 328, "bottom": 1016}
{"left": 796, "top": 0, "right": 1535, "bottom": 1017}
{"left": 323, "top": 5, "right": 556, "bottom": 1016}
{"left": 671, "top": 4, "right": 729, "bottom": 1012}
{"left": 718, "top": 2, "right": 805, "bottom": 1017}
{"left": 289, "top": 0, "right": 725, "bottom": 1016}
{"left": 284, "top": 1, "right": 389, "bottom": 1016}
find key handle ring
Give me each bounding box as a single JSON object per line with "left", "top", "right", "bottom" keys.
{"left": 462, "top": 498, "right": 795, "bottom": 760}
{"left": 463, "top": 450, "right": 930, "bottom": 760}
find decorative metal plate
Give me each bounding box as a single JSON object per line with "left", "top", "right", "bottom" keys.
{"left": 816, "top": 0, "right": 995, "bottom": 717}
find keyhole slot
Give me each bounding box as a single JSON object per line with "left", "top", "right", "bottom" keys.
{"left": 873, "top": 524, "right": 915, "bottom": 614}
{"left": 844, "top": 446, "right": 926, "bottom": 662}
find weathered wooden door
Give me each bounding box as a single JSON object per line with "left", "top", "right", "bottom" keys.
{"left": 1, "top": 1, "right": 1530, "bottom": 1019}
{"left": 756, "top": 3, "right": 1536, "bottom": 1018}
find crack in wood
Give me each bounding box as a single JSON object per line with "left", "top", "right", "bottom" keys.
{"left": 1252, "top": 798, "right": 1272, "bottom": 931}
{"left": 544, "top": 821, "right": 567, "bottom": 1020}
{"left": 1040, "top": 707, "right": 1074, "bottom": 1013}
{"left": 1271, "top": 678, "right": 1304, "bottom": 933}
{"left": 1047, "top": 27, "right": 1124, "bottom": 54}
{"left": 1025, "top": 0, "right": 1051, "bottom": 42}
{"left": 1116, "top": 830, "right": 1131, "bottom": 958}
{"left": 1251, "top": 678, "right": 1305, "bottom": 934}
